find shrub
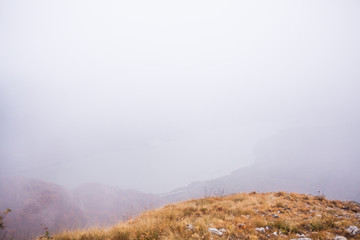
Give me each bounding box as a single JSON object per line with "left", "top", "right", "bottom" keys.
{"left": 39, "top": 226, "right": 53, "bottom": 239}
{"left": 0, "top": 208, "right": 11, "bottom": 240}
{"left": 315, "top": 191, "right": 325, "bottom": 201}
{"left": 0, "top": 209, "right": 11, "bottom": 230}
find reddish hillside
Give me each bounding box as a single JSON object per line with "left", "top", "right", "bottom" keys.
{"left": 0, "top": 178, "right": 163, "bottom": 239}
{"left": 0, "top": 177, "right": 86, "bottom": 239}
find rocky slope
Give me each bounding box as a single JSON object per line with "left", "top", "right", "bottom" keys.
{"left": 49, "top": 192, "right": 360, "bottom": 240}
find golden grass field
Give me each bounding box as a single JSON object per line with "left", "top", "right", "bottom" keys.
{"left": 46, "top": 192, "right": 360, "bottom": 240}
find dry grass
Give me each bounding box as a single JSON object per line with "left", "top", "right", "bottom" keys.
{"left": 46, "top": 192, "right": 360, "bottom": 240}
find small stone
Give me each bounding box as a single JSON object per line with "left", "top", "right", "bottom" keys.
{"left": 273, "top": 231, "right": 278, "bottom": 236}
{"left": 255, "top": 227, "right": 265, "bottom": 233}
{"left": 345, "top": 226, "right": 360, "bottom": 235}
{"left": 272, "top": 214, "right": 279, "bottom": 218}
{"left": 219, "top": 228, "right": 226, "bottom": 233}
{"left": 208, "top": 228, "right": 223, "bottom": 236}
{"left": 334, "top": 236, "right": 347, "bottom": 240}
{"left": 187, "top": 224, "right": 194, "bottom": 230}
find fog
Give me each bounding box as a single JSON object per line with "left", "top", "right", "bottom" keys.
{"left": 1, "top": 0, "right": 359, "bottom": 194}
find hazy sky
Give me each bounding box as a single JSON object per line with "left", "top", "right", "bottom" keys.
{"left": 1, "top": 0, "right": 359, "bottom": 193}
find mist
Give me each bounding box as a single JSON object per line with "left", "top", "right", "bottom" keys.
{"left": 1, "top": 0, "right": 360, "bottom": 194}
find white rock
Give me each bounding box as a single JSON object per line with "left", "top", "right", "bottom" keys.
{"left": 255, "top": 227, "right": 265, "bottom": 233}
{"left": 345, "top": 226, "right": 360, "bottom": 235}
{"left": 187, "top": 224, "right": 194, "bottom": 230}
{"left": 273, "top": 231, "right": 278, "bottom": 236}
{"left": 208, "top": 228, "right": 223, "bottom": 236}
{"left": 219, "top": 228, "right": 226, "bottom": 233}
{"left": 334, "top": 236, "right": 347, "bottom": 240}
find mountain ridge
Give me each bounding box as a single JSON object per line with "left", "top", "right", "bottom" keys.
{"left": 46, "top": 191, "right": 360, "bottom": 240}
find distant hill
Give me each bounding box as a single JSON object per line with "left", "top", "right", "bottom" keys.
{"left": 0, "top": 177, "right": 86, "bottom": 239}
{"left": 49, "top": 192, "right": 360, "bottom": 240}
{"left": 162, "top": 126, "right": 360, "bottom": 202}
{"left": 72, "top": 183, "right": 162, "bottom": 226}
{"left": 0, "top": 177, "right": 163, "bottom": 239}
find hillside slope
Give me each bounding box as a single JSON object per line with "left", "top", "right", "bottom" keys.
{"left": 51, "top": 192, "right": 360, "bottom": 240}
{"left": 0, "top": 177, "right": 86, "bottom": 239}
{"left": 0, "top": 177, "right": 163, "bottom": 239}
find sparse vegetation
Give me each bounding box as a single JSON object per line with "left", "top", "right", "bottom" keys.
{"left": 315, "top": 191, "right": 326, "bottom": 202}
{"left": 0, "top": 209, "right": 11, "bottom": 231}
{"left": 0, "top": 209, "right": 11, "bottom": 240}
{"left": 272, "top": 219, "right": 298, "bottom": 234}
{"left": 40, "top": 226, "right": 53, "bottom": 240}
{"left": 47, "top": 192, "right": 360, "bottom": 240}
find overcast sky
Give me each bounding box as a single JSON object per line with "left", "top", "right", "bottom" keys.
{"left": 0, "top": 0, "right": 359, "bottom": 193}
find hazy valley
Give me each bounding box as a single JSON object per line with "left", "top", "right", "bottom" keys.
{"left": 163, "top": 127, "right": 360, "bottom": 203}
{"left": 1, "top": 0, "right": 360, "bottom": 239}
{"left": 1, "top": 126, "right": 360, "bottom": 239}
